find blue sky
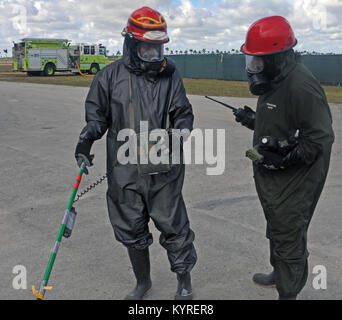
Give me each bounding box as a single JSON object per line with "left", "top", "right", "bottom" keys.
{"left": 1, "top": 0, "right": 342, "bottom": 56}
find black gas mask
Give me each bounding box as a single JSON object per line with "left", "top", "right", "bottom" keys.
{"left": 245, "top": 50, "right": 296, "bottom": 96}
{"left": 122, "top": 32, "right": 166, "bottom": 77}
{"left": 137, "top": 41, "right": 165, "bottom": 76}
{"left": 245, "top": 55, "right": 271, "bottom": 96}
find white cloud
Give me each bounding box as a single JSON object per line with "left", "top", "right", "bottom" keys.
{"left": 0, "top": 0, "right": 341, "bottom": 55}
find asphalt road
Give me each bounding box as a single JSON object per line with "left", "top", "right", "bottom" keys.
{"left": 0, "top": 81, "right": 341, "bottom": 300}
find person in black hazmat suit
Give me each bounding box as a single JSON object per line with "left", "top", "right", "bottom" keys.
{"left": 74, "top": 6, "right": 197, "bottom": 300}
{"left": 234, "top": 16, "right": 334, "bottom": 299}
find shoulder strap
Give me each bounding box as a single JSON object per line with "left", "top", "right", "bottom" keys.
{"left": 164, "top": 78, "right": 173, "bottom": 129}
{"left": 128, "top": 73, "right": 135, "bottom": 130}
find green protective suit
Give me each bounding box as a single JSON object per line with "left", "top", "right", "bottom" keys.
{"left": 253, "top": 62, "right": 335, "bottom": 297}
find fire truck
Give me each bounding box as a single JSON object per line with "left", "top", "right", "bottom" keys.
{"left": 12, "top": 38, "right": 111, "bottom": 76}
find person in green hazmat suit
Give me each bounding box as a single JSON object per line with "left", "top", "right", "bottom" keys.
{"left": 234, "top": 16, "right": 334, "bottom": 299}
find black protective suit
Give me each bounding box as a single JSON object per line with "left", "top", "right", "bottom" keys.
{"left": 76, "top": 40, "right": 197, "bottom": 275}
{"left": 253, "top": 62, "right": 334, "bottom": 297}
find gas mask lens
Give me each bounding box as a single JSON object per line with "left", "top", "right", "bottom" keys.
{"left": 137, "top": 42, "right": 164, "bottom": 62}
{"left": 245, "top": 55, "right": 264, "bottom": 74}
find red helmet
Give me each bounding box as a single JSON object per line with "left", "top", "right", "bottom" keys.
{"left": 123, "top": 6, "right": 169, "bottom": 43}
{"left": 241, "top": 16, "right": 297, "bottom": 55}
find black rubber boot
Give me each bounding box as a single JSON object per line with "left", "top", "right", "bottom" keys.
{"left": 175, "top": 272, "right": 193, "bottom": 300}
{"left": 125, "top": 247, "right": 152, "bottom": 300}
{"left": 252, "top": 270, "right": 276, "bottom": 288}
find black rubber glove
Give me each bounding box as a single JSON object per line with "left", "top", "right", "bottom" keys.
{"left": 258, "top": 149, "right": 284, "bottom": 170}
{"left": 282, "top": 144, "right": 308, "bottom": 167}
{"left": 75, "top": 139, "right": 94, "bottom": 174}
{"left": 233, "top": 106, "right": 255, "bottom": 130}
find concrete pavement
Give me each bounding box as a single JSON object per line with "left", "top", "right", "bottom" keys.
{"left": 0, "top": 81, "right": 341, "bottom": 300}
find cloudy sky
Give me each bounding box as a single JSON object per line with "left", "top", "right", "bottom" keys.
{"left": 1, "top": 0, "right": 342, "bottom": 55}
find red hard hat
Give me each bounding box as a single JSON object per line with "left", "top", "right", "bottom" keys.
{"left": 124, "top": 6, "right": 169, "bottom": 43}
{"left": 241, "top": 16, "right": 297, "bottom": 55}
